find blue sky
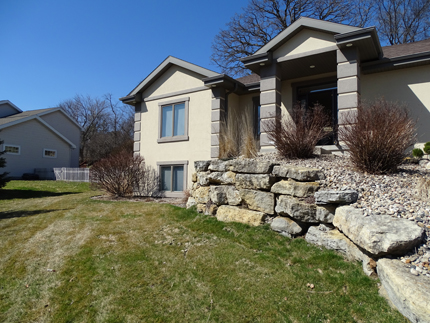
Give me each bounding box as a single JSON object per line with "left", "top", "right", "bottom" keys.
{"left": 0, "top": 0, "right": 250, "bottom": 111}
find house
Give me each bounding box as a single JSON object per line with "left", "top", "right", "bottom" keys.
{"left": 120, "top": 17, "right": 430, "bottom": 197}
{"left": 0, "top": 100, "right": 81, "bottom": 179}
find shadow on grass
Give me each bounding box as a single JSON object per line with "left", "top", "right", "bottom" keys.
{"left": 0, "top": 209, "right": 69, "bottom": 220}
{"left": 0, "top": 189, "right": 79, "bottom": 200}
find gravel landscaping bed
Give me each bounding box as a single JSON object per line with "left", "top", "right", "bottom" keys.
{"left": 256, "top": 152, "right": 430, "bottom": 278}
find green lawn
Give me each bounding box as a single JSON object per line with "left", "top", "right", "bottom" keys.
{"left": 0, "top": 181, "right": 407, "bottom": 323}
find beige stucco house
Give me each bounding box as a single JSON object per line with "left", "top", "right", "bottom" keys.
{"left": 121, "top": 17, "right": 430, "bottom": 197}
{"left": 0, "top": 100, "right": 81, "bottom": 179}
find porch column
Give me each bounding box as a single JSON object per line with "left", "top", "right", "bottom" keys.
{"left": 259, "top": 64, "right": 281, "bottom": 153}
{"left": 337, "top": 47, "right": 360, "bottom": 129}
{"left": 210, "top": 87, "right": 225, "bottom": 158}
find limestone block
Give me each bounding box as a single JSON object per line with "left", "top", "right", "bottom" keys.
{"left": 208, "top": 171, "right": 236, "bottom": 185}
{"left": 272, "top": 165, "right": 325, "bottom": 181}
{"left": 197, "top": 171, "right": 210, "bottom": 186}
{"left": 196, "top": 204, "right": 206, "bottom": 214}
{"left": 305, "top": 225, "right": 375, "bottom": 276}
{"left": 333, "top": 206, "right": 424, "bottom": 256}
{"left": 228, "top": 159, "right": 274, "bottom": 174}
{"left": 271, "top": 179, "right": 319, "bottom": 197}
{"left": 315, "top": 204, "right": 337, "bottom": 223}
{"left": 275, "top": 195, "right": 318, "bottom": 223}
{"left": 194, "top": 160, "right": 211, "bottom": 172}
{"left": 378, "top": 258, "right": 430, "bottom": 323}
{"left": 239, "top": 189, "right": 274, "bottom": 214}
{"left": 226, "top": 187, "right": 241, "bottom": 206}
{"left": 216, "top": 205, "right": 265, "bottom": 226}
{"left": 271, "top": 216, "right": 306, "bottom": 237}
{"left": 186, "top": 197, "right": 196, "bottom": 209}
{"left": 210, "top": 186, "right": 229, "bottom": 205}
{"left": 315, "top": 190, "right": 358, "bottom": 204}
{"left": 235, "top": 174, "right": 275, "bottom": 190}
{"left": 209, "top": 159, "right": 229, "bottom": 172}
{"left": 191, "top": 172, "right": 197, "bottom": 183}
{"left": 194, "top": 187, "right": 211, "bottom": 204}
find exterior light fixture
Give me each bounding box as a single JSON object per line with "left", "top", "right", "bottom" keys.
{"left": 260, "top": 63, "right": 265, "bottom": 66}
{"left": 310, "top": 65, "right": 315, "bottom": 68}
{"left": 346, "top": 43, "right": 353, "bottom": 47}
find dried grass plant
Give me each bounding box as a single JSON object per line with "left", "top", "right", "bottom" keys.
{"left": 265, "top": 104, "right": 331, "bottom": 159}
{"left": 338, "top": 98, "right": 417, "bottom": 174}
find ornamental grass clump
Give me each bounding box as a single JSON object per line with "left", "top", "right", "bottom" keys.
{"left": 338, "top": 98, "right": 417, "bottom": 174}
{"left": 265, "top": 104, "right": 332, "bottom": 159}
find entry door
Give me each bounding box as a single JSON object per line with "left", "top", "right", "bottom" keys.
{"left": 297, "top": 84, "right": 337, "bottom": 145}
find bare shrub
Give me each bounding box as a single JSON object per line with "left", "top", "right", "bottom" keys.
{"left": 265, "top": 104, "right": 331, "bottom": 159}
{"left": 218, "top": 108, "right": 258, "bottom": 159}
{"left": 91, "top": 151, "right": 146, "bottom": 197}
{"left": 338, "top": 98, "right": 417, "bottom": 174}
{"left": 135, "top": 166, "right": 163, "bottom": 198}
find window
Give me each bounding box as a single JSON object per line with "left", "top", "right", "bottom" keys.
{"left": 4, "top": 144, "right": 20, "bottom": 155}
{"left": 157, "top": 161, "right": 188, "bottom": 197}
{"left": 158, "top": 97, "right": 189, "bottom": 143}
{"left": 43, "top": 149, "right": 57, "bottom": 158}
{"left": 253, "top": 97, "right": 261, "bottom": 137}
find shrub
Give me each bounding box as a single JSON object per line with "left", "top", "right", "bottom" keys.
{"left": 91, "top": 150, "right": 155, "bottom": 197}
{"left": 424, "top": 142, "right": 430, "bottom": 155}
{"left": 0, "top": 138, "right": 10, "bottom": 189}
{"left": 338, "top": 98, "right": 417, "bottom": 174}
{"left": 412, "top": 148, "right": 424, "bottom": 158}
{"left": 265, "top": 104, "right": 332, "bottom": 159}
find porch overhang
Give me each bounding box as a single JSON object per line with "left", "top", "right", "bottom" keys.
{"left": 334, "top": 27, "right": 382, "bottom": 62}
{"left": 203, "top": 74, "right": 247, "bottom": 93}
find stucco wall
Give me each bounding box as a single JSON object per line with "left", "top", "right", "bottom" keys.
{"left": 273, "top": 29, "right": 336, "bottom": 59}
{"left": 137, "top": 69, "right": 212, "bottom": 192}
{"left": 143, "top": 66, "right": 206, "bottom": 98}
{"left": 40, "top": 110, "right": 81, "bottom": 167}
{"left": 361, "top": 65, "right": 430, "bottom": 143}
{"left": 1, "top": 119, "right": 72, "bottom": 178}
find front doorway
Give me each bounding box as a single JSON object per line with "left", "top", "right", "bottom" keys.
{"left": 297, "top": 82, "right": 338, "bottom": 145}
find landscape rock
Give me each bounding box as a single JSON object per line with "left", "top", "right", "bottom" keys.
{"left": 194, "top": 160, "right": 211, "bottom": 172}
{"left": 235, "top": 174, "right": 275, "bottom": 190}
{"left": 272, "top": 165, "right": 325, "bottom": 181}
{"left": 271, "top": 179, "right": 319, "bottom": 197}
{"left": 191, "top": 172, "right": 197, "bottom": 182}
{"left": 271, "top": 216, "right": 306, "bottom": 237}
{"left": 210, "top": 186, "right": 241, "bottom": 206}
{"left": 306, "top": 225, "right": 376, "bottom": 276}
{"left": 315, "top": 190, "right": 358, "bottom": 204}
{"left": 196, "top": 204, "right": 206, "bottom": 214}
{"left": 416, "top": 178, "right": 430, "bottom": 201}
{"left": 228, "top": 159, "right": 274, "bottom": 174}
{"left": 378, "top": 258, "right": 430, "bottom": 323}
{"left": 315, "top": 204, "right": 337, "bottom": 223}
{"left": 333, "top": 206, "right": 424, "bottom": 256}
{"left": 186, "top": 197, "right": 196, "bottom": 209}
{"left": 239, "top": 189, "right": 274, "bottom": 214}
{"left": 208, "top": 171, "right": 236, "bottom": 185}
{"left": 216, "top": 205, "right": 265, "bottom": 226}
{"left": 197, "top": 171, "right": 210, "bottom": 186}
{"left": 275, "top": 195, "right": 318, "bottom": 223}
{"left": 194, "top": 187, "right": 211, "bottom": 204}
{"left": 208, "top": 160, "right": 229, "bottom": 172}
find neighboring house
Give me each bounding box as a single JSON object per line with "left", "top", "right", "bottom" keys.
{"left": 0, "top": 100, "right": 81, "bottom": 179}
{"left": 120, "top": 17, "right": 430, "bottom": 196}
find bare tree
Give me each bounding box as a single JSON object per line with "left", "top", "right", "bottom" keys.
{"left": 211, "top": 0, "right": 374, "bottom": 76}
{"left": 376, "top": 0, "right": 430, "bottom": 45}
{"left": 58, "top": 94, "right": 134, "bottom": 165}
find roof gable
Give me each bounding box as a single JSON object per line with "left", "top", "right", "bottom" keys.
{"left": 126, "top": 56, "right": 219, "bottom": 98}
{"left": 255, "top": 17, "right": 361, "bottom": 55}
{"left": 0, "top": 100, "right": 22, "bottom": 118}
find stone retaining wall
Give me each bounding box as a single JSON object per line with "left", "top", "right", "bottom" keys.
{"left": 186, "top": 158, "right": 428, "bottom": 323}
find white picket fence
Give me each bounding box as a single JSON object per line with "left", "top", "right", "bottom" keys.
{"left": 54, "top": 168, "right": 90, "bottom": 182}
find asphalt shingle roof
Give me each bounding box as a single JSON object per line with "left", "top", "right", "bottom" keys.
{"left": 0, "top": 108, "right": 58, "bottom": 127}
{"left": 382, "top": 38, "right": 430, "bottom": 58}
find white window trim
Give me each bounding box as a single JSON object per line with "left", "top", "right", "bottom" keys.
{"left": 43, "top": 149, "right": 57, "bottom": 158}
{"left": 3, "top": 144, "right": 20, "bottom": 155}
{"left": 156, "top": 160, "right": 188, "bottom": 198}
{"left": 157, "top": 97, "right": 189, "bottom": 143}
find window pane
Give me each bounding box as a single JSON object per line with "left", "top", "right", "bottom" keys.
{"left": 161, "top": 105, "right": 173, "bottom": 137}
{"left": 172, "top": 166, "right": 184, "bottom": 191}
{"left": 173, "top": 103, "right": 185, "bottom": 136}
{"left": 5, "top": 146, "right": 19, "bottom": 154}
{"left": 160, "top": 166, "right": 172, "bottom": 191}
{"left": 44, "top": 150, "right": 56, "bottom": 157}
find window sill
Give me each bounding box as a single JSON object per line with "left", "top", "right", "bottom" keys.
{"left": 157, "top": 135, "right": 189, "bottom": 143}
{"left": 162, "top": 191, "right": 185, "bottom": 198}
